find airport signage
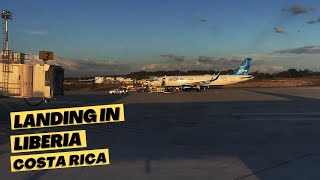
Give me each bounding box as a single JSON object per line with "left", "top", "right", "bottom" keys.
{"left": 9, "top": 104, "right": 125, "bottom": 172}
{"left": 39, "top": 51, "right": 54, "bottom": 60}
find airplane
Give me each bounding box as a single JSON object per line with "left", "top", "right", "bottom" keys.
{"left": 148, "top": 73, "right": 220, "bottom": 89}
{"left": 148, "top": 58, "right": 254, "bottom": 90}
{"left": 206, "top": 58, "right": 254, "bottom": 86}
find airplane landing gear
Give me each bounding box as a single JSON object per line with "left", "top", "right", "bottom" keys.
{"left": 195, "top": 85, "right": 201, "bottom": 92}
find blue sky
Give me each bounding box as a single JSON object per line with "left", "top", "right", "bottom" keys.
{"left": 1, "top": 0, "right": 320, "bottom": 75}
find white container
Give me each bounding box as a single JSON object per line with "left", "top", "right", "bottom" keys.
{"left": 21, "top": 64, "right": 33, "bottom": 98}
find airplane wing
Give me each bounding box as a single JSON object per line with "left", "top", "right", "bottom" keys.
{"left": 182, "top": 73, "right": 220, "bottom": 87}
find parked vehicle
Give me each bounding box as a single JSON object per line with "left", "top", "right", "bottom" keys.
{"left": 128, "top": 87, "right": 137, "bottom": 92}
{"left": 109, "top": 89, "right": 128, "bottom": 95}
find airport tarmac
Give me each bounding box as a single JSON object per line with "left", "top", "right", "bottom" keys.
{"left": 1, "top": 87, "right": 320, "bottom": 180}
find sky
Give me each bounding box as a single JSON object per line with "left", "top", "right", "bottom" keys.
{"left": 2, "top": 0, "right": 320, "bottom": 76}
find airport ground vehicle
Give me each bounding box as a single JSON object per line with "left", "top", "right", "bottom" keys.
{"left": 109, "top": 89, "right": 128, "bottom": 95}
{"left": 149, "top": 87, "right": 165, "bottom": 93}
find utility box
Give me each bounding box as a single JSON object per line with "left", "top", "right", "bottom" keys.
{"left": 0, "top": 51, "right": 26, "bottom": 64}
{"left": 21, "top": 64, "right": 33, "bottom": 97}
{"left": 13, "top": 52, "right": 26, "bottom": 64}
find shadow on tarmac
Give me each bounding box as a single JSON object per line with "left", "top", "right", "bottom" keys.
{"left": 2, "top": 90, "right": 320, "bottom": 180}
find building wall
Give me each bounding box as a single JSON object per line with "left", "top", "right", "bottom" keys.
{"left": 33, "top": 64, "right": 51, "bottom": 98}
{"left": 95, "top": 77, "right": 105, "bottom": 84}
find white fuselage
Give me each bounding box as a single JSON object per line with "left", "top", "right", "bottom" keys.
{"left": 149, "top": 75, "right": 214, "bottom": 87}
{"left": 149, "top": 74, "right": 254, "bottom": 87}
{"left": 208, "top": 75, "right": 254, "bottom": 86}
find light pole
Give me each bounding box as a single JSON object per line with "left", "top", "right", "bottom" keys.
{"left": 1, "top": 10, "right": 12, "bottom": 51}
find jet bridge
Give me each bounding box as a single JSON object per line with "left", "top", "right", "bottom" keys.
{"left": 0, "top": 51, "right": 64, "bottom": 99}
{"left": 0, "top": 10, "right": 64, "bottom": 101}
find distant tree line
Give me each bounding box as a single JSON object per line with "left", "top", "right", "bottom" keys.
{"left": 65, "top": 69, "right": 320, "bottom": 80}
{"left": 250, "top": 69, "right": 316, "bottom": 79}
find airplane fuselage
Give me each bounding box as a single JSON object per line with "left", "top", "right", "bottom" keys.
{"left": 208, "top": 75, "right": 254, "bottom": 86}
{"left": 149, "top": 74, "right": 254, "bottom": 87}
{"left": 150, "top": 75, "right": 214, "bottom": 87}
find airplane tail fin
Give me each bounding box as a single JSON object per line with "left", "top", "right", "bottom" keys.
{"left": 233, "top": 58, "right": 252, "bottom": 75}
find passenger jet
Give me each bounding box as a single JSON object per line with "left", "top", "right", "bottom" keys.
{"left": 148, "top": 58, "right": 254, "bottom": 88}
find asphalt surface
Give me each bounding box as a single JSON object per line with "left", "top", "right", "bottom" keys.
{"left": 1, "top": 87, "right": 320, "bottom": 180}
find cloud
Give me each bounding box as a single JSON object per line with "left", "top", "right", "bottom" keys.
{"left": 271, "top": 65, "right": 286, "bottom": 72}
{"left": 160, "top": 54, "right": 185, "bottom": 62}
{"left": 140, "top": 56, "right": 285, "bottom": 73}
{"left": 200, "top": 18, "right": 208, "bottom": 23}
{"left": 24, "top": 53, "right": 318, "bottom": 76}
{"left": 25, "top": 54, "right": 137, "bottom": 77}
{"left": 28, "top": 30, "right": 48, "bottom": 36}
{"left": 196, "top": 56, "right": 215, "bottom": 63}
{"left": 307, "top": 20, "right": 317, "bottom": 24}
{"left": 282, "top": 5, "right": 315, "bottom": 15}
{"left": 274, "top": 27, "right": 286, "bottom": 34}
{"left": 25, "top": 54, "right": 272, "bottom": 76}
{"left": 273, "top": 46, "right": 320, "bottom": 54}
{"left": 306, "top": 17, "right": 320, "bottom": 24}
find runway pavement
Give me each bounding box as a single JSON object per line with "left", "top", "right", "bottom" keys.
{"left": 1, "top": 87, "right": 320, "bottom": 180}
